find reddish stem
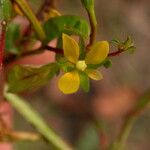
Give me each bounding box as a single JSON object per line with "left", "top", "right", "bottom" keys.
{"left": 0, "top": 21, "right": 6, "bottom": 69}
{"left": 108, "top": 49, "right": 124, "bottom": 57}
{"left": 45, "top": 45, "right": 63, "bottom": 54}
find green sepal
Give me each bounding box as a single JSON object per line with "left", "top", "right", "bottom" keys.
{"left": 57, "top": 58, "right": 75, "bottom": 72}
{"left": 79, "top": 71, "right": 90, "bottom": 92}
{"left": 79, "top": 36, "right": 86, "bottom": 60}
{"left": 87, "top": 59, "right": 112, "bottom": 69}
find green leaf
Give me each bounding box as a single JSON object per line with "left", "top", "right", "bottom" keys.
{"left": 0, "top": 0, "right": 12, "bottom": 20}
{"left": 4, "top": 88, "right": 72, "bottom": 150}
{"left": 123, "top": 36, "right": 133, "bottom": 49}
{"left": 5, "top": 23, "right": 21, "bottom": 54}
{"left": 110, "top": 39, "right": 120, "bottom": 46}
{"left": 126, "top": 46, "right": 136, "bottom": 54}
{"left": 120, "top": 36, "right": 135, "bottom": 52}
{"left": 8, "top": 63, "right": 59, "bottom": 93}
{"left": 43, "top": 15, "right": 90, "bottom": 42}
{"left": 79, "top": 72, "right": 90, "bottom": 92}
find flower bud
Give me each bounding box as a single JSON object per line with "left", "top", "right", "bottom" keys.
{"left": 76, "top": 60, "right": 87, "bottom": 71}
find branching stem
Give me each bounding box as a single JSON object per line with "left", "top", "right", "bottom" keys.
{"left": 15, "top": 0, "right": 46, "bottom": 40}
{"left": 87, "top": 7, "right": 97, "bottom": 47}
{"left": 110, "top": 90, "right": 150, "bottom": 150}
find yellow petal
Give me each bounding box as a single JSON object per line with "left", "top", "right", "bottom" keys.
{"left": 62, "top": 33, "right": 79, "bottom": 63}
{"left": 58, "top": 71, "right": 80, "bottom": 94}
{"left": 86, "top": 69, "right": 103, "bottom": 80}
{"left": 85, "top": 41, "right": 109, "bottom": 64}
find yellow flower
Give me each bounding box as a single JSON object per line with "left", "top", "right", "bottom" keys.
{"left": 58, "top": 34, "right": 109, "bottom": 94}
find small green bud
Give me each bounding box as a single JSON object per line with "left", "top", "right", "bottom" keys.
{"left": 123, "top": 36, "right": 133, "bottom": 49}
{"left": 119, "top": 36, "right": 135, "bottom": 52}
{"left": 110, "top": 39, "right": 120, "bottom": 46}
{"left": 103, "top": 59, "right": 112, "bottom": 68}
{"left": 127, "top": 46, "right": 136, "bottom": 54}
{"left": 111, "top": 36, "right": 135, "bottom": 54}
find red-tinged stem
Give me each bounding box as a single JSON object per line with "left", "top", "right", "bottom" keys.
{"left": 0, "top": 21, "right": 7, "bottom": 69}
{"left": 4, "top": 45, "right": 63, "bottom": 65}
{"left": 45, "top": 45, "right": 63, "bottom": 54}
{"left": 108, "top": 49, "right": 124, "bottom": 57}
{"left": 4, "top": 46, "right": 126, "bottom": 65}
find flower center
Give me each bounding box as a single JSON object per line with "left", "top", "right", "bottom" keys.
{"left": 76, "top": 60, "right": 87, "bottom": 71}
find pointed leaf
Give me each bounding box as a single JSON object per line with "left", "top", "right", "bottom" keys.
{"left": 43, "top": 15, "right": 90, "bottom": 42}
{"left": 4, "top": 88, "right": 72, "bottom": 150}
{"left": 8, "top": 63, "right": 59, "bottom": 93}
{"left": 79, "top": 71, "right": 89, "bottom": 92}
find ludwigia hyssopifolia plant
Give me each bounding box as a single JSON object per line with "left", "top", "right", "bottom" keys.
{"left": 0, "top": 0, "right": 149, "bottom": 150}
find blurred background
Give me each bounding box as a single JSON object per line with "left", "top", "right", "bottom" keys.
{"left": 9, "top": 0, "right": 150, "bottom": 150}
